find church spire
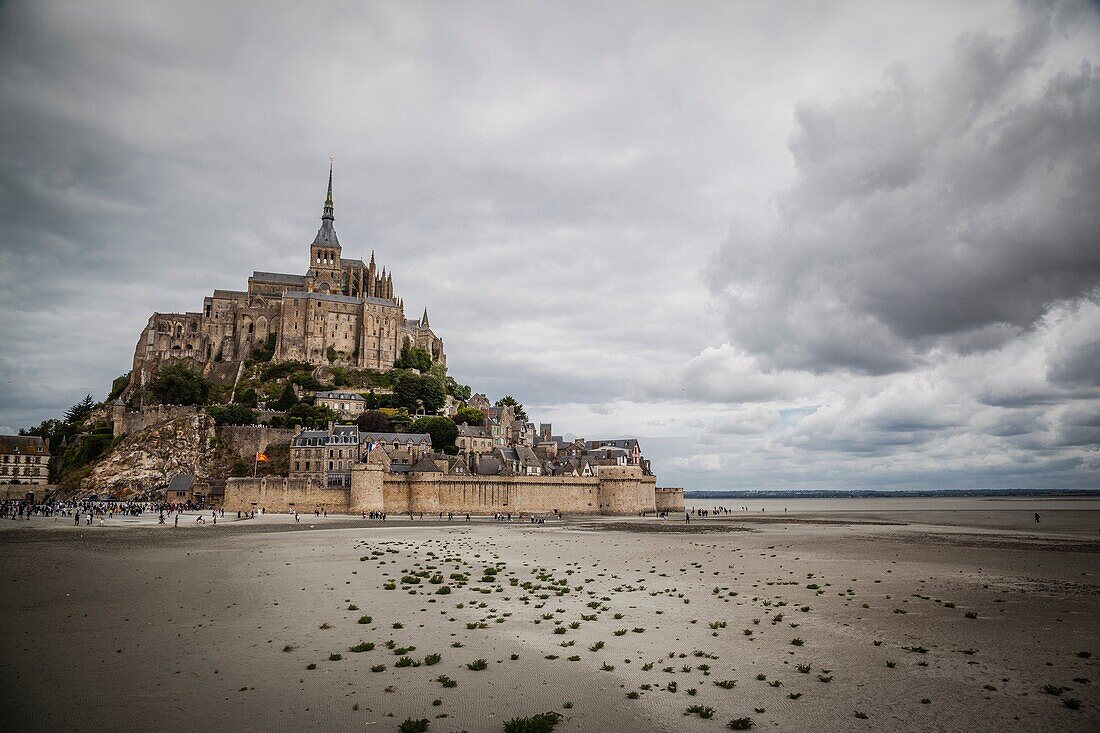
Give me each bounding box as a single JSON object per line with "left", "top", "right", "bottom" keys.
{"left": 311, "top": 159, "right": 340, "bottom": 248}
{"left": 322, "top": 159, "right": 335, "bottom": 221}
{"left": 421, "top": 308, "right": 430, "bottom": 328}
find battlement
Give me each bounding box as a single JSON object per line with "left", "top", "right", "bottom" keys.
{"left": 225, "top": 463, "right": 658, "bottom": 516}
{"left": 655, "top": 487, "right": 685, "bottom": 512}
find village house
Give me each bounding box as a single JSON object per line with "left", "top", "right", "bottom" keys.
{"left": 456, "top": 424, "right": 493, "bottom": 456}
{"left": 314, "top": 390, "right": 366, "bottom": 417}
{"left": 0, "top": 435, "right": 51, "bottom": 485}
{"left": 290, "top": 424, "right": 360, "bottom": 486}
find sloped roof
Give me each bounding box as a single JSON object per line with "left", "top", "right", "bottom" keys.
{"left": 361, "top": 432, "right": 432, "bottom": 446}
{"left": 312, "top": 218, "right": 340, "bottom": 248}
{"left": 586, "top": 439, "right": 640, "bottom": 451}
{"left": 473, "top": 455, "right": 502, "bottom": 475}
{"left": 316, "top": 391, "right": 365, "bottom": 401}
{"left": 516, "top": 445, "right": 540, "bottom": 465}
{"left": 292, "top": 430, "right": 329, "bottom": 446}
{"left": 0, "top": 435, "right": 49, "bottom": 455}
{"left": 168, "top": 474, "right": 194, "bottom": 491}
{"left": 251, "top": 271, "right": 306, "bottom": 285}
{"left": 283, "top": 291, "right": 397, "bottom": 308}
{"left": 410, "top": 455, "right": 442, "bottom": 473}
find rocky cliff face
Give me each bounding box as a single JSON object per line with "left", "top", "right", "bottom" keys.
{"left": 82, "top": 411, "right": 219, "bottom": 496}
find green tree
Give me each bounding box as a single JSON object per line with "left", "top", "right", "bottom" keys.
{"left": 21, "top": 418, "right": 72, "bottom": 455}
{"left": 330, "top": 367, "right": 350, "bottom": 387}
{"left": 393, "top": 372, "right": 445, "bottom": 414}
{"left": 272, "top": 382, "right": 298, "bottom": 411}
{"left": 57, "top": 433, "right": 115, "bottom": 477}
{"left": 248, "top": 333, "right": 277, "bottom": 364}
{"left": 289, "top": 370, "right": 322, "bottom": 391}
{"left": 326, "top": 345, "right": 338, "bottom": 363}
{"left": 409, "top": 416, "right": 459, "bottom": 454}
{"left": 387, "top": 409, "right": 412, "bottom": 432}
{"left": 259, "top": 360, "right": 311, "bottom": 382}
{"left": 64, "top": 395, "right": 97, "bottom": 425}
{"left": 494, "top": 395, "right": 527, "bottom": 421}
{"left": 286, "top": 402, "right": 337, "bottom": 429}
{"left": 454, "top": 407, "right": 484, "bottom": 426}
{"left": 108, "top": 373, "right": 131, "bottom": 401}
{"left": 236, "top": 386, "right": 259, "bottom": 408}
{"left": 356, "top": 410, "right": 392, "bottom": 432}
{"left": 395, "top": 339, "right": 433, "bottom": 372}
{"left": 446, "top": 376, "right": 472, "bottom": 402}
{"left": 207, "top": 404, "right": 257, "bottom": 425}
{"left": 149, "top": 363, "right": 210, "bottom": 405}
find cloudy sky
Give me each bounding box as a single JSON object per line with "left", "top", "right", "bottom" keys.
{"left": 1, "top": 0, "right": 1098, "bottom": 490}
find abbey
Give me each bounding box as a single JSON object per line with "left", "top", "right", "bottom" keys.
{"left": 124, "top": 166, "right": 445, "bottom": 393}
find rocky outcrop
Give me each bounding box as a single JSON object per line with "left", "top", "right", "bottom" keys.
{"left": 81, "top": 411, "right": 219, "bottom": 497}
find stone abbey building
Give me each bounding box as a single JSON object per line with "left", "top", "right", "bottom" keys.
{"left": 123, "top": 166, "right": 445, "bottom": 395}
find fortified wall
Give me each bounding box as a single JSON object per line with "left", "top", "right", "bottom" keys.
{"left": 112, "top": 404, "right": 200, "bottom": 438}
{"left": 216, "top": 425, "right": 295, "bottom": 461}
{"left": 655, "top": 487, "right": 686, "bottom": 513}
{"left": 224, "top": 464, "right": 659, "bottom": 516}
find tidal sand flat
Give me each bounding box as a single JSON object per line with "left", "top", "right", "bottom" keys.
{"left": 1, "top": 508, "right": 1097, "bottom": 732}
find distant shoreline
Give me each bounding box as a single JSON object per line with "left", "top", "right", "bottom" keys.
{"left": 685, "top": 488, "right": 1100, "bottom": 499}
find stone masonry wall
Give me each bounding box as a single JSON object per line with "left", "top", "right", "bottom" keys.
{"left": 113, "top": 404, "right": 200, "bottom": 438}
{"left": 221, "top": 476, "right": 350, "bottom": 513}
{"left": 225, "top": 465, "right": 656, "bottom": 516}
{"left": 655, "top": 487, "right": 685, "bottom": 513}
{"left": 217, "top": 426, "right": 295, "bottom": 461}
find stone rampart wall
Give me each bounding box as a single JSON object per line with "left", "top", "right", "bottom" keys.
{"left": 222, "top": 476, "right": 349, "bottom": 513}
{"left": 226, "top": 466, "right": 656, "bottom": 516}
{"left": 0, "top": 484, "right": 58, "bottom": 501}
{"left": 655, "top": 487, "right": 685, "bottom": 513}
{"left": 112, "top": 405, "right": 200, "bottom": 438}
{"left": 217, "top": 425, "right": 295, "bottom": 460}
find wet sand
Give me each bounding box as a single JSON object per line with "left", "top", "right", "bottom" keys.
{"left": 1, "top": 509, "right": 1097, "bottom": 732}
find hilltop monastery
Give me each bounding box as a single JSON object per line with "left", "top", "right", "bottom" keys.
{"left": 123, "top": 166, "right": 444, "bottom": 397}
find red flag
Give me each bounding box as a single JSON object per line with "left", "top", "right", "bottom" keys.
{"left": 256, "top": 452, "right": 268, "bottom": 462}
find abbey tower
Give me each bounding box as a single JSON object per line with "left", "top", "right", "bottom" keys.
{"left": 121, "top": 165, "right": 445, "bottom": 399}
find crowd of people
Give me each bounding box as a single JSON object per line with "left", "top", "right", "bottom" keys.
{"left": 3, "top": 497, "right": 781, "bottom": 527}
{"left": 1, "top": 496, "right": 239, "bottom": 527}
{"left": 2, "top": 497, "right": 178, "bottom": 522}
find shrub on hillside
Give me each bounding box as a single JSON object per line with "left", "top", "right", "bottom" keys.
{"left": 208, "top": 404, "right": 257, "bottom": 426}
{"left": 149, "top": 362, "right": 210, "bottom": 406}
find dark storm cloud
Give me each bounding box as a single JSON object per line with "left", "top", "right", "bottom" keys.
{"left": 709, "top": 0, "right": 1100, "bottom": 375}
{"left": 0, "top": 1, "right": 1097, "bottom": 490}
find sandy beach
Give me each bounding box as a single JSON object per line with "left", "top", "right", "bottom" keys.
{"left": 1, "top": 502, "right": 1097, "bottom": 732}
